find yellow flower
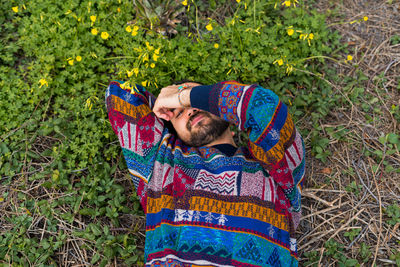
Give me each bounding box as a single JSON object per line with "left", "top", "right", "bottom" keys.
{"left": 214, "top": 43, "right": 219, "bottom": 49}
{"left": 131, "top": 26, "right": 139, "bottom": 36}
{"left": 101, "top": 31, "right": 109, "bottom": 40}
{"left": 39, "top": 78, "right": 48, "bottom": 88}
{"left": 182, "top": 0, "right": 188, "bottom": 5}
{"left": 236, "top": 0, "right": 241, "bottom": 2}
{"left": 153, "top": 54, "right": 159, "bottom": 61}
{"left": 274, "top": 59, "right": 284, "bottom": 66}
{"left": 206, "top": 24, "right": 213, "bottom": 31}
{"left": 126, "top": 25, "right": 132, "bottom": 32}
{"left": 146, "top": 42, "right": 154, "bottom": 51}
{"left": 150, "top": 63, "right": 155, "bottom": 68}
{"left": 142, "top": 80, "right": 147, "bottom": 87}
{"left": 347, "top": 55, "right": 353, "bottom": 61}
{"left": 91, "top": 28, "right": 98, "bottom": 35}
{"left": 154, "top": 48, "right": 160, "bottom": 55}
{"left": 287, "top": 26, "right": 294, "bottom": 36}
{"left": 117, "top": 7, "right": 121, "bottom": 12}
{"left": 68, "top": 59, "right": 74, "bottom": 65}
{"left": 308, "top": 33, "right": 314, "bottom": 40}
{"left": 283, "top": 1, "right": 291, "bottom": 7}
{"left": 90, "top": 15, "right": 96, "bottom": 23}
{"left": 133, "top": 68, "right": 139, "bottom": 76}
{"left": 363, "top": 16, "right": 368, "bottom": 21}
{"left": 12, "top": 6, "right": 19, "bottom": 13}
{"left": 76, "top": 56, "right": 82, "bottom": 62}
{"left": 127, "top": 69, "right": 134, "bottom": 77}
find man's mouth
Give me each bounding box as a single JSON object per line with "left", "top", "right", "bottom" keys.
{"left": 190, "top": 113, "right": 204, "bottom": 127}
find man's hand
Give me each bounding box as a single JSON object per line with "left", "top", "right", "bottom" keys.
{"left": 153, "top": 83, "right": 198, "bottom": 121}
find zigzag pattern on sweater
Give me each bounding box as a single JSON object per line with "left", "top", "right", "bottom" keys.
{"left": 194, "top": 170, "right": 238, "bottom": 195}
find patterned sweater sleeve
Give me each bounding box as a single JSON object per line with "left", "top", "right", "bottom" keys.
{"left": 105, "top": 81, "right": 165, "bottom": 210}
{"left": 190, "top": 81, "right": 306, "bottom": 214}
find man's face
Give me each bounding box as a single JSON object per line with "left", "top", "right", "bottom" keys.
{"left": 169, "top": 108, "right": 229, "bottom": 147}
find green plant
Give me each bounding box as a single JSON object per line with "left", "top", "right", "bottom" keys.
{"left": 132, "top": 0, "right": 185, "bottom": 35}
{"left": 358, "top": 242, "right": 371, "bottom": 263}
{"left": 345, "top": 181, "right": 362, "bottom": 196}
{"left": 384, "top": 203, "right": 400, "bottom": 225}
{"left": 390, "top": 34, "right": 400, "bottom": 45}
{"left": 344, "top": 228, "right": 361, "bottom": 242}
{"left": 324, "top": 239, "right": 359, "bottom": 266}
{"left": 389, "top": 248, "right": 400, "bottom": 267}
{"left": 303, "top": 250, "right": 320, "bottom": 267}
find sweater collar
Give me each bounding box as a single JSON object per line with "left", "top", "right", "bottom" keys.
{"left": 212, "top": 144, "right": 237, "bottom": 157}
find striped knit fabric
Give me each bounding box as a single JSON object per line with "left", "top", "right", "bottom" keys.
{"left": 106, "top": 80, "right": 306, "bottom": 267}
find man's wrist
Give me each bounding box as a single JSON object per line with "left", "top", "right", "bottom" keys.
{"left": 179, "top": 88, "right": 192, "bottom": 107}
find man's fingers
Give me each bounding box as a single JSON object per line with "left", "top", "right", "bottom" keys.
{"left": 153, "top": 107, "right": 173, "bottom": 121}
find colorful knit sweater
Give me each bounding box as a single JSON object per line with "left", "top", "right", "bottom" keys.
{"left": 106, "top": 81, "right": 306, "bottom": 267}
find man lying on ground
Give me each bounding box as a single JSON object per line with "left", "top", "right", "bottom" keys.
{"left": 106, "top": 80, "right": 306, "bottom": 266}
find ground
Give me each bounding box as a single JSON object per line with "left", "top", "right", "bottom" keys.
{"left": 1, "top": 0, "right": 399, "bottom": 266}
{"left": 297, "top": 0, "right": 400, "bottom": 265}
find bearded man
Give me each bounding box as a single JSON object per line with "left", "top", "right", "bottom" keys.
{"left": 106, "top": 80, "right": 306, "bottom": 266}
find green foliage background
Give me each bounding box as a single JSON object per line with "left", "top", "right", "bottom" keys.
{"left": 0, "top": 0, "right": 361, "bottom": 265}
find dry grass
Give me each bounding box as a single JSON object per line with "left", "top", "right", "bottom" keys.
{"left": 298, "top": 0, "right": 400, "bottom": 265}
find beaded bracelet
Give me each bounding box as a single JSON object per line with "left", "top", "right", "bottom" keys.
{"left": 177, "top": 84, "right": 188, "bottom": 107}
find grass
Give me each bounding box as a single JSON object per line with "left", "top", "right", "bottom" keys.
{"left": 0, "top": 0, "right": 399, "bottom": 266}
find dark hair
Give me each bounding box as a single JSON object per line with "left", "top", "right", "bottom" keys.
{"left": 172, "top": 79, "right": 203, "bottom": 85}
{"left": 163, "top": 120, "right": 177, "bottom": 136}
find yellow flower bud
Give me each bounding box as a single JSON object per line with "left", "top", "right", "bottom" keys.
{"left": 91, "top": 28, "right": 98, "bottom": 35}
{"left": 90, "top": 15, "right": 96, "bottom": 23}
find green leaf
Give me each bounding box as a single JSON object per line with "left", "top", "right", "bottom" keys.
{"left": 387, "top": 133, "right": 399, "bottom": 144}
{"left": 91, "top": 253, "right": 101, "bottom": 264}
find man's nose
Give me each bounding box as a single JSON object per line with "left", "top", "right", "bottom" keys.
{"left": 187, "top": 108, "right": 198, "bottom": 117}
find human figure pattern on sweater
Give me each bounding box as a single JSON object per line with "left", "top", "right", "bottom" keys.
{"left": 106, "top": 80, "right": 306, "bottom": 267}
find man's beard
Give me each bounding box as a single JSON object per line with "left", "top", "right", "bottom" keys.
{"left": 184, "top": 111, "right": 230, "bottom": 147}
